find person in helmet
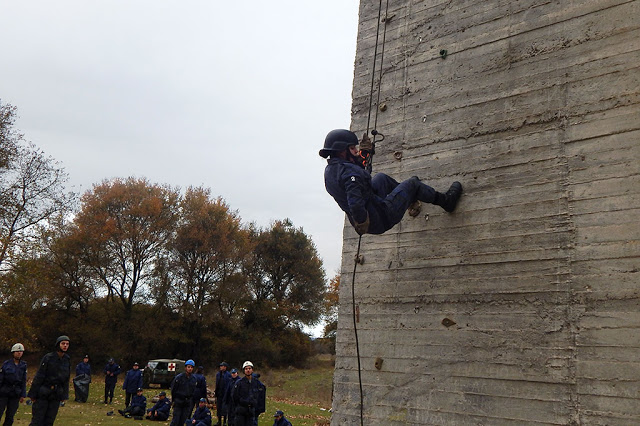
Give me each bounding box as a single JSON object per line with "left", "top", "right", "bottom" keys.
{"left": 231, "top": 361, "right": 262, "bottom": 426}
{"left": 0, "top": 343, "right": 27, "bottom": 425}
{"left": 169, "top": 359, "right": 197, "bottom": 426}
{"left": 27, "top": 335, "right": 71, "bottom": 426}
{"left": 320, "top": 129, "right": 462, "bottom": 235}
{"left": 214, "top": 362, "right": 231, "bottom": 426}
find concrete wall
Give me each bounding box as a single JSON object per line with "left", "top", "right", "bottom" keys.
{"left": 331, "top": 1, "right": 640, "bottom": 424}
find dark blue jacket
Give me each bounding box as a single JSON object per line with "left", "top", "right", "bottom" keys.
{"left": 193, "top": 373, "right": 207, "bottom": 401}
{"left": 324, "top": 157, "right": 389, "bottom": 234}
{"left": 0, "top": 358, "right": 28, "bottom": 398}
{"left": 223, "top": 375, "right": 241, "bottom": 416}
{"left": 149, "top": 396, "right": 171, "bottom": 417}
{"left": 171, "top": 372, "right": 197, "bottom": 406}
{"left": 103, "top": 362, "right": 121, "bottom": 385}
{"left": 191, "top": 405, "right": 212, "bottom": 426}
{"left": 232, "top": 376, "right": 265, "bottom": 412}
{"left": 122, "top": 368, "right": 143, "bottom": 393}
{"left": 254, "top": 376, "right": 266, "bottom": 415}
{"left": 28, "top": 352, "right": 70, "bottom": 401}
{"left": 273, "top": 416, "right": 293, "bottom": 426}
{"left": 215, "top": 370, "right": 231, "bottom": 398}
{"left": 75, "top": 361, "right": 91, "bottom": 377}
{"left": 130, "top": 393, "right": 147, "bottom": 409}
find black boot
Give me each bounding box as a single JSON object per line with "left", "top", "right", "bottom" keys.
{"left": 436, "top": 181, "right": 463, "bottom": 212}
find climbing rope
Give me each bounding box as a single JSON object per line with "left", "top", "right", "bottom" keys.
{"left": 351, "top": 0, "right": 390, "bottom": 425}
{"left": 351, "top": 235, "right": 364, "bottom": 426}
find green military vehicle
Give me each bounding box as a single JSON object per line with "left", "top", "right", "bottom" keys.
{"left": 142, "top": 359, "right": 185, "bottom": 388}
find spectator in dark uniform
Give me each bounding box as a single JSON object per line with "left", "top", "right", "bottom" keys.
{"left": 75, "top": 355, "right": 91, "bottom": 377}
{"left": 231, "top": 361, "right": 261, "bottom": 426}
{"left": 118, "top": 387, "right": 146, "bottom": 418}
{"left": 251, "top": 373, "right": 266, "bottom": 426}
{"left": 0, "top": 343, "right": 27, "bottom": 426}
{"left": 146, "top": 391, "right": 171, "bottom": 421}
{"left": 170, "top": 359, "right": 197, "bottom": 426}
{"left": 27, "top": 335, "right": 71, "bottom": 426}
{"left": 191, "top": 366, "right": 207, "bottom": 417}
{"left": 73, "top": 355, "right": 91, "bottom": 403}
{"left": 122, "top": 362, "right": 143, "bottom": 408}
{"left": 272, "top": 410, "right": 292, "bottom": 426}
{"left": 223, "top": 369, "right": 240, "bottom": 426}
{"left": 103, "top": 358, "right": 120, "bottom": 404}
{"left": 188, "top": 397, "right": 212, "bottom": 426}
{"left": 215, "top": 362, "right": 231, "bottom": 426}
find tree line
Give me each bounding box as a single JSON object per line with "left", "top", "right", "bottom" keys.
{"left": 0, "top": 100, "right": 333, "bottom": 368}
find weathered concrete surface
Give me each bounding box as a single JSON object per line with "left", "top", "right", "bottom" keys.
{"left": 332, "top": 0, "right": 640, "bottom": 424}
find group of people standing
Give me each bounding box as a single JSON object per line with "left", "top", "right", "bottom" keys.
{"left": 1, "top": 336, "right": 291, "bottom": 426}
{"left": 0, "top": 336, "right": 71, "bottom": 426}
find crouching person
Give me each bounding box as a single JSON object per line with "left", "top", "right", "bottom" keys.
{"left": 146, "top": 391, "right": 171, "bottom": 421}
{"left": 119, "top": 388, "right": 146, "bottom": 419}
{"left": 187, "top": 398, "right": 212, "bottom": 426}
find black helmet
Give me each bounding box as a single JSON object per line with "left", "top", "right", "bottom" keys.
{"left": 319, "top": 129, "right": 358, "bottom": 158}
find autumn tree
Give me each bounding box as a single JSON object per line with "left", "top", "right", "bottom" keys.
{"left": 39, "top": 221, "right": 98, "bottom": 314}
{"left": 74, "top": 177, "right": 179, "bottom": 316}
{"left": 0, "top": 101, "right": 19, "bottom": 169}
{"left": 155, "top": 187, "right": 252, "bottom": 357}
{"left": 245, "top": 219, "right": 326, "bottom": 330}
{"left": 323, "top": 273, "right": 340, "bottom": 339}
{"left": 0, "top": 255, "right": 56, "bottom": 351}
{"left": 0, "top": 101, "right": 74, "bottom": 271}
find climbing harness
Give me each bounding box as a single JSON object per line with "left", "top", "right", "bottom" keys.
{"left": 351, "top": 0, "right": 390, "bottom": 425}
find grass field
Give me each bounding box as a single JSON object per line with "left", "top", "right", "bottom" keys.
{"left": 5, "top": 356, "right": 334, "bottom": 425}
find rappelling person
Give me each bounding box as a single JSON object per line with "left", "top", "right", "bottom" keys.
{"left": 320, "top": 129, "right": 463, "bottom": 235}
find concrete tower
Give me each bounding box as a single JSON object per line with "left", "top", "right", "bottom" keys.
{"left": 332, "top": 1, "right": 640, "bottom": 424}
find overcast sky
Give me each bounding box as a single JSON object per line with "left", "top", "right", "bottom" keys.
{"left": 0, "top": 1, "right": 359, "bottom": 285}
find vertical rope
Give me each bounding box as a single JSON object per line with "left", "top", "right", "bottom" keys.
{"left": 352, "top": 1, "right": 390, "bottom": 424}
{"left": 351, "top": 235, "right": 364, "bottom": 426}
{"left": 366, "top": 0, "right": 385, "bottom": 135}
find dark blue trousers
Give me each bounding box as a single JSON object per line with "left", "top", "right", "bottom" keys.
{"left": 370, "top": 173, "right": 436, "bottom": 233}
{"left": 0, "top": 396, "right": 20, "bottom": 425}
{"left": 170, "top": 402, "right": 190, "bottom": 426}
{"left": 29, "top": 398, "right": 60, "bottom": 426}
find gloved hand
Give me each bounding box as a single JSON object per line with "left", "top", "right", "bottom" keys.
{"left": 354, "top": 214, "right": 370, "bottom": 235}
{"left": 359, "top": 132, "right": 373, "bottom": 152}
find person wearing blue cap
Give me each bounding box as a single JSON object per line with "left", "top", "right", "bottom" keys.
{"left": 187, "top": 398, "right": 212, "bottom": 426}
{"left": 73, "top": 354, "right": 91, "bottom": 403}
{"left": 191, "top": 366, "right": 207, "bottom": 417}
{"left": 223, "top": 368, "right": 240, "bottom": 426}
{"left": 214, "top": 362, "right": 231, "bottom": 426}
{"left": 122, "top": 362, "right": 143, "bottom": 409}
{"left": 272, "top": 410, "right": 292, "bottom": 426}
{"left": 170, "top": 359, "right": 197, "bottom": 426}
{"left": 146, "top": 391, "right": 171, "bottom": 421}
{"left": 118, "top": 387, "right": 146, "bottom": 418}
{"left": 103, "top": 358, "right": 121, "bottom": 404}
